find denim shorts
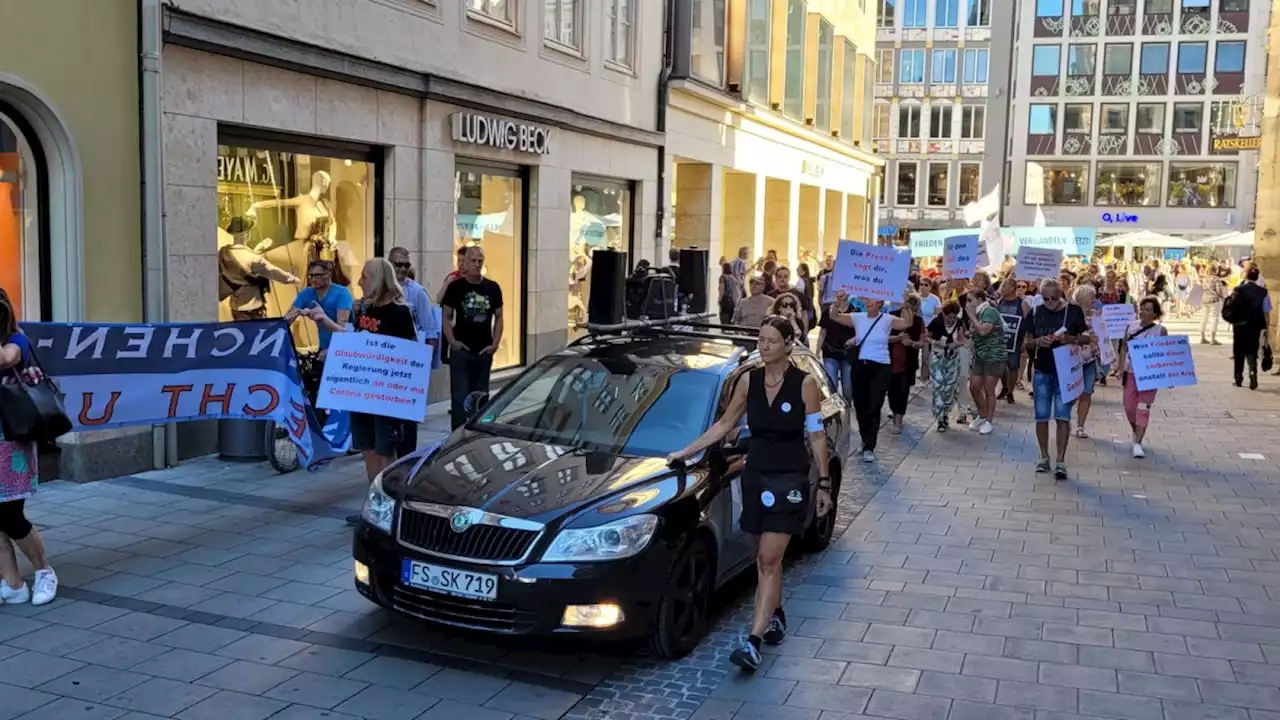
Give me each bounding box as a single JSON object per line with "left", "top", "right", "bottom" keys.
{"left": 1032, "top": 370, "right": 1073, "bottom": 423}
{"left": 1082, "top": 361, "right": 1097, "bottom": 394}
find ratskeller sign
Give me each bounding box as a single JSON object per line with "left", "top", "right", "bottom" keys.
{"left": 450, "top": 112, "right": 552, "bottom": 156}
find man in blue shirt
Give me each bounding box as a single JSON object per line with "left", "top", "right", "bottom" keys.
{"left": 285, "top": 259, "right": 353, "bottom": 353}
{"left": 389, "top": 247, "right": 441, "bottom": 355}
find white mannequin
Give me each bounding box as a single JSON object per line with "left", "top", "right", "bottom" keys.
{"left": 247, "top": 170, "right": 334, "bottom": 242}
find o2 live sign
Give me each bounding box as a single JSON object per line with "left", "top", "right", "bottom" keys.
{"left": 909, "top": 226, "right": 1096, "bottom": 258}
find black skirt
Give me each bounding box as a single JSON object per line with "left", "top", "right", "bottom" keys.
{"left": 741, "top": 468, "right": 810, "bottom": 536}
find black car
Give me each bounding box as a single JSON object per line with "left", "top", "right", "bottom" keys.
{"left": 352, "top": 324, "right": 851, "bottom": 657}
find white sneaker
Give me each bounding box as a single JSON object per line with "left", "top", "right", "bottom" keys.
{"left": 31, "top": 568, "right": 57, "bottom": 606}
{"left": 978, "top": 420, "right": 994, "bottom": 436}
{"left": 1132, "top": 443, "right": 1145, "bottom": 459}
{"left": 0, "top": 579, "right": 30, "bottom": 604}
{"left": 968, "top": 417, "right": 984, "bottom": 431}
{"left": 862, "top": 450, "right": 875, "bottom": 463}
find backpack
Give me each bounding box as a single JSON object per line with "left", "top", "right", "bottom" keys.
{"left": 1221, "top": 288, "right": 1243, "bottom": 325}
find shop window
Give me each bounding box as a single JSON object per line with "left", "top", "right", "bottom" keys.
{"left": 936, "top": 0, "right": 960, "bottom": 27}
{"left": 690, "top": 0, "right": 727, "bottom": 85}
{"left": 878, "top": 0, "right": 896, "bottom": 26}
{"left": 1110, "top": 0, "right": 1135, "bottom": 13}
{"left": 932, "top": 50, "right": 957, "bottom": 84}
{"left": 963, "top": 49, "right": 989, "bottom": 83}
{"left": 569, "top": 177, "right": 632, "bottom": 339}
{"left": 607, "top": 0, "right": 635, "bottom": 69}
{"left": 1103, "top": 44, "right": 1133, "bottom": 74}
{"left": 469, "top": 0, "right": 515, "bottom": 27}
{"left": 1215, "top": 41, "right": 1245, "bottom": 73}
{"left": 545, "top": 0, "right": 581, "bottom": 50}
{"left": 1037, "top": 0, "right": 1064, "bottom": 16}
{"left": 961, "top": 106, "right": 985, "bottom": 138}
{"left": 1177, "top": 42, "right": 1207, "bottom": 73}
{"left": 1029, "top": 104, "right": 1057, "bottom": 134}
{"left": 877, "top": 49, "right": 895, "bottom": 83}
{"left": 216, "top": 140, "right": 377, "bottom": 346}
{"left": 1140, "top": 43, "right": 1169, "bottom": 73}
{"left": 1095, "top": 162, "right": 1161, "bottom": 206}
{"left": 930, "top": 105, "right": 954, "bottom": 139}
{"left": 0, "top": 109, "right": 41, "bottom": 321}
{"left": 1064, "top": 104, "right": 1093, "bottom": 133}
{"left": 815, "top": 19, "right": 835, "bottom": 132}
{"left": 898, "top": 105, "right": 922, "bottom": 138}
{"left": 1173, "top": 102, "right": 1202, "bottom": 132}
{"left": 1136, "top": 103, "right": 1165, "bottom": 132}
{"left": 968, "top": 0, "right": 992, "bottom": 26}
{"left": 1032, "top": 163, "right": 1089, "bottom": 204}
{"left": 1221, "top": 0, "right": 1247, "bottom": 9}
{"left": 841, "top": 41, "right": 858, "bottom": 141}
{"left": 1101, "top": 103, "right": 1129, "bottom": 133}
{"left": 1168, "top": 162, "right": 1235, "bottom": 207}
{"left": 743, "top": 0, "right": 771, "bottom": 105}
{"left": 455, "top": 165, "right": 525, "bottom": 369}
{"left": 1032, "top": 45, "right": 1061, "bottom": 76}
{"left": 904, "top": 0, "right": 927, "bottom": 27}
{"left": 927, "top": 163, "right": 950, "bottom": 206}
{"left": 1146, "top": 0, "right": 1172, "bottom": 11}
{"left": 900, "top": 49, "right": 926, "bottom": 84}
{"left": 959, "top": 163, "right": 981, "bottom": 205}
{"left": 783, "top": 0, "right": 806, "bottom": 121}
{"left": 897, "top": 161, "right": 919, "bottom": 205}
{"left": 1068, "top": 44, "right": 1096, "bottom": 75}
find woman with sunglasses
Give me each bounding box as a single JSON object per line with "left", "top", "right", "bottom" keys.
{"left": 771, "top": 294, "right": 807, "bottom": 341}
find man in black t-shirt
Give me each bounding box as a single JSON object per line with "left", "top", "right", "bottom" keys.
{"left": 442, "top": 247, "right": 505, "bottom": 430}
{"left": 1025, "top": 277, "right": 1091, "bottom": 480}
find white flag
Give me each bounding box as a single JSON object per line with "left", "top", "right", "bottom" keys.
{"left": 962, "top": 183, "right": 1001, "bottom": 227}
{"left": 1034, "top": 205, "right": 1047, "bottom": 229}
{"left": 978, "top": 219, "right": 1004, "bottom": 273}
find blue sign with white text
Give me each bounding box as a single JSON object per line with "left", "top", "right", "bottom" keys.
{"left": 908, "top": 226, "right": 1096, "bottom": 258}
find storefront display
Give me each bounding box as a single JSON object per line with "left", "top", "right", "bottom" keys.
{"left": 1167, "top": 162, "right": 1236, "bottom": 208}
{"left": 568, "top": 177, "right": 632, "bottom": 338}
{"left": 0, "top": 110, "right": 39, "bottom": 320}
{"left": 215, "top": 140, "right": 376, "bottom": 347}
{"left": 454, "top": 164, "right": 524, "bottom": 370}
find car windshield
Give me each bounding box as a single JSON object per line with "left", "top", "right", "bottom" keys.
{"left": 472, "top": 355, "right": 721, "bottom": 458}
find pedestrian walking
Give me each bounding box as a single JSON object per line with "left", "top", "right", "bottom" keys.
{"left": 887, "top": 294, "right": 925, "bottom": 435}
{"left": 828, "top": 290, "right": 915, "bottom": 463}
{"left": 1201, "top": 263, "right": 1227, "bottom": 345}
{"left": 1071, "top": 284, "right": 1100, "bottom": 439}
{"left": 0, "top": 288, "right": 58, "bottom": 605}
{"left": 668, "top": 315, "right": 831, "bottom": 672}
{"left": 1025, "top": 278, "right": 1090, "bottom": 480}
{"left": 734, "top": 276, "right": 774, "bottom": 328}
{"left": 796, "top": 263, "right": 817, "bottom": 330}
{"left": 926, "top": 301, "right": 967, "bottom": 433}
{"left": 918, "top": 279, "right": 941, "bottom": 382}
{"left": 1226, "top": 266, "right": 1270, "bottom": 389}
{"left": 1115, "top": 297, "right": 1168, "bottom": 458}
{"left": 719, "top": 262, "right": 744, "bottom": 325}
{"left": 770, "top": 294, "right": 807, "bottom": 339}
{"left": 442, "top": 246, "right": 505, "bottom": 429}
{"left": 817, "top": 293, "right": 855, "bottom": 404}
{"left": 996, "top": 277, "right": 1030, "bottom": 404}
{"left": 965, "top": 285, "right": 1006, "bottom": 436}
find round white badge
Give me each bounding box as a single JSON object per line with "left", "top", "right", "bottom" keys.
{"left": 781, "top": 402, "right": 792, "bottom": 412}
{"left": 760, "top": 490, "right": 776, "bottom": 508}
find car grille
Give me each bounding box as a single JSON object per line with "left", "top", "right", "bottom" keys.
{"left": 398, "top": 507, "right": 540, "bottom": 563}
{"left": 391, "top": 585, "right": 534, "bottom": 633}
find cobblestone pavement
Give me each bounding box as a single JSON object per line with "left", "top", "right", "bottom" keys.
{"left": 7, "top": 340, "right": 1280, "bottom": 720}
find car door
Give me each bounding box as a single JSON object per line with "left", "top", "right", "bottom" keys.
{"left": 710, "top": 364, "right": 757, "bottom": 581}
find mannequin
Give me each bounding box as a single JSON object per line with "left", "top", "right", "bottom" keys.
{"left": 247, "top": 170, "right": 334, "bottom": 242}
{"left": 218, "top": 217, "right": 301, "bottom": 320}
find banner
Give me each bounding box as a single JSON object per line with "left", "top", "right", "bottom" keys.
{"left": 1101, "top": 304, "right": 1136, "bottom": 338}
{"left": 1053, "top": 344, "right": 1085, "bottom": 404}
{"left": 1128, "top": 335, "right": 1198, "bottom": 392}
{"left": 317, "top": 333, "right": 433, "bottom": 423}
{"left": 20, "top": 320, "right": 347, "bottom": 468}
{"left": 943, "top": 234, "right": 979, "bottom": 280}
{"left": 1001, "top": 313, "right": 1023, "bottom": 354}
{"left": 1014, "top": 247, "right": 1064, "bottom": 281}
{"left": 827, "top": 240, "right": 911, "bottom": 302}
{"left": 910, "top": 226, "right": 1096, "bottom": 258}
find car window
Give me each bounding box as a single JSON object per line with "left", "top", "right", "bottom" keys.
{"left": 475, "top": 356, "right": 720, "bottom": 458}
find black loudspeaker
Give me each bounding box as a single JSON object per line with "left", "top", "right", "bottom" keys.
{"left": 642, "top": 275, "right": 678, "bottom": 319}
{"left": 588, "top": 249, "right": 627, "bottom": 325}
{"left": 678, "top": 248, "right": 709, "bottom": 314}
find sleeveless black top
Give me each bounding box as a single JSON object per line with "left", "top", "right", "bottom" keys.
{"left": 745, "top": 365, "right": 810, "bottom": 475}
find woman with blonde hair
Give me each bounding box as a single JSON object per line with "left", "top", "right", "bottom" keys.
{"left": 308, "top": 258, "right": 418, "bottom": 523}
{"left": 1070, "top": 283, "right": 1101, "bottom": 438}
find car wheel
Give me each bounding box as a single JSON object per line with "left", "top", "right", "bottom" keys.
{"left": 800, "top": 468, "right": 839, "bottom": 552}
{"left": 648, "top": 538, "right": 712, "bottom": 659}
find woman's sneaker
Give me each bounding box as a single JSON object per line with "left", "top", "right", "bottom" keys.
{"left": 763, "top": 614, "right": 788, "bottom": 645}
{"left": 31, "top": 569, "right": 58, "bottom": 606}
{"left": 730, "top": 637, "right": 762, "bottom": 671}
{"left": 1035, "top": 457, "right": 1051, "bottom": 473}
{"left": 1054, "top": 462, "right": 1069, "bottom": 481}
{"left": 0, "top": 579, "right": 30, "bottom": 604}
{"left": 1132, "top": 443, "right": 1146, "bottom": 458}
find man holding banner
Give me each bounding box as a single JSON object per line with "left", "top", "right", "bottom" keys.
{"left": 1024, "top": 277, "right": 1090, "bottom": 480}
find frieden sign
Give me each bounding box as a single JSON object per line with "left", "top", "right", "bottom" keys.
{"left": 451, "top": 112, "right": 552, "bottom": 155}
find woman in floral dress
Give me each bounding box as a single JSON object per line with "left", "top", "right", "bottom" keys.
{"left": 0, "top": 287, "right": 57, "bottom": 605}
{"left": 925, "top": 301, "right": 968, "bottom": 432}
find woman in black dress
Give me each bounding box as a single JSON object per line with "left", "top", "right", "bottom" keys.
{"left": 669, "top": 316, "right": 832, "bottom": 671}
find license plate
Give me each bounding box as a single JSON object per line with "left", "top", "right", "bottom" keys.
{"left": 401, "top": 558, "right": 498, "bottom": 602}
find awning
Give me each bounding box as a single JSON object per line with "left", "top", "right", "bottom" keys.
{"left": 1097, "top": 230, "right": 1196, "bottom": 249}
{"left": 1210, "top": 231, "right": 1254, "bottom": 249}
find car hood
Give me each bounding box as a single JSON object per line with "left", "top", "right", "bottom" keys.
{"left": 391, "top": 432, "right": 675, "bottom": 524}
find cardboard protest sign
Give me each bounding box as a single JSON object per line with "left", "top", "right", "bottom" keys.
{"left": 1102, "top": 304, "right": 1136, "bottom": 338}
{"left": 317, "top": 332, "right": 433, "bottom": 422}
{"left": 1128, "top": 335, "right": 1197, "bottom": 392}
{"left": 1014, "top": 246, "right": 1064, "bottom": 281}
{"left": 943, "top": 234, "right": 979, "bottom": 280}
{"left": 827, "top": 240, "right": 911, "bottom": 302}
{"left": 1053, "top": 344, "right": 1085, "bottom": 404}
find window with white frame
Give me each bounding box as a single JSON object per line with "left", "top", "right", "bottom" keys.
{"left": 928, "top": 163, "right": 950, "bottom": 206}
{"left": 936, "top": 0, "right": 960, "bottom": 27}
{"left": 470, "top": 0, "right": 515, "bottom": 26}
{"left": 606, "top": 0, "right": 634, "bottom": 68}
{"left": 963, "top": 48, "right": 989, "bottom": 83}
{"left": 897, "top": 161, "right": 920, "bottom": 205}
{"left": 898, "top": 105, "right": 922, "bottom": 138}
{"left": 903, "top": 0, "right": 927, "bottom": 27}
{"left": 782, "top": 0, "right": 806, "bottom": 121}
{"left": 930, "top": 105, "right": 954, "bottom": 139}
{"left": 545, "top": 0, "right": 580, "bottom": 49}
{"left": 841, "top": 41, "right": 858, "bottom": 141}
{"left": 961, "top": 106, "right": 985, "bottom": 138}
{"left": 874, "top": 104, "right": 893, "bottom": 138}
{"left": 932, "top": 49, "right": 957, "bottom": 83}
{"left": 967, "top": 0, "right": 991, "bottom": 26}
{"left": 900, "top": 48, "right": 926, "bottom": 83}
{"left": 690, "top": 0, "right": 728, "bottom": 83}
{"left": 877, "top": 49, "right": 895, "bottom": 83}
{"left": 959, "top": 163, "right": 981, "bottom": 205}
{"left": 878, "top": 0, "right": 896, "bottom": 26}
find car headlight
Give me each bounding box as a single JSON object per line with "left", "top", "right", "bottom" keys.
{"left": 361, "top": 474, "right": 395, "bottom": 534}
{"left": 542, "top": 515, "right": 660, "bottom": 563}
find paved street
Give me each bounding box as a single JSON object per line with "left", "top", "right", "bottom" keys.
{"left": 6, "top": 339, "right": 1280, "bottom": 720}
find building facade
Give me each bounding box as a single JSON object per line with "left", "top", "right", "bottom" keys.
{"left": 874, "top": 0, "right": 1000, "bottom": 244}
{"left": 1004, "top": 0, "right": 1266, "bottom": 243}
{"left": 664, "top": 0, "right": 882, "bottom": 273}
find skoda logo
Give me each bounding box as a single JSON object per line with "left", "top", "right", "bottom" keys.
{"left": 450, "top": 510, "right": 474, "bottom": 533}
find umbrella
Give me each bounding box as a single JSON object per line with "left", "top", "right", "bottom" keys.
{"left": 1211, "top": 230, "right": 1254, "bottom": 249}
{"left": 1098, "top": 230, "right": 1196, "bottom": 249}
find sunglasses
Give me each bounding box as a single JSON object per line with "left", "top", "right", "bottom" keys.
{"left": 307, "top": 272, "right": 330, "bottom": 279}
{"left": 392, "top": 262, "right": 413, "bottom": 269}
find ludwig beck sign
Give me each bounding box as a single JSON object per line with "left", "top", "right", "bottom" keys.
{"left": 450, "top": 112, "right": 552, "bottom": 155}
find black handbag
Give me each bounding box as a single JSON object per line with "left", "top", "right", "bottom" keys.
{"left": 0, "top": 345, "right": 72, "bottom": 444}
{"left": 1264, "top": 345, "right": 1274, "bottom": 373}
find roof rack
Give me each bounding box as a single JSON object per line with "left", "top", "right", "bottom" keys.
{"left": 571, "top": 314, "right": 762, "bottom": 348}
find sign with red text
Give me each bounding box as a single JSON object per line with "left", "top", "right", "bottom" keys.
{"left": 943, "top": 234, "right": 979, "bottom": 280}
{"left": 317, "top": 332, "right": 433, "bottom": 422}
{"left": 1127, "top": 335, "right": 1197, "bottom": 392}
{"left": 1053, "top": 344, "right": 1085, "bottom": 404}
{"left": 1014, "top": 246, "right": 1063, "bottom": 282}
{"left": 829, "top": 240, "right": 911, "bottom": 302}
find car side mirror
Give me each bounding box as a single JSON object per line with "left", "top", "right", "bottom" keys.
{"left": 463, "top": 391, "right": 489, "bottom": 419}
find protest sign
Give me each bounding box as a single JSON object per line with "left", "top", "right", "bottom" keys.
{"left": 317, "top": 332, "right": 433, "bottom": 422}
{"left": 1001, "top": 313, "right": 1023, "bottom": 354}
{"left": 1014, "top": 246, "right": 1064, "bottom": 281}
{"left": 943, "top": 234, "right": 979, "bottom": 280}
{"left": 1090, "top": 317, "right": 1117, "bottom": 366}
{"left": 1053, "top": 344, "right": 1085, "bottom": 404}
{"left": 20, "top": 320, "right": 347, "bottom": 468}
{"left": 827, "top": 240, "right": 911, "bottom": 302}
{"left": 1128, "top": 335, "right": 1197, "bottom": 392}
{"left": 1102, "top": 304, "right": 1136, "bottom": 338}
